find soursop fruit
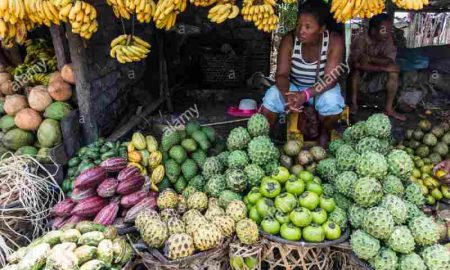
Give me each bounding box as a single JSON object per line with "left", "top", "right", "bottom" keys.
{"left": 334, "top": 171, "right": 358, "bottom": 197}
{"left": 350, "top": 121, "right": 367, "bottom": 142}
{"left": 161, "top": 131, "right": 182, "bottom": 152}
{"left": 368, "top": 247, "right": 398, "bottom": 270}
{"left": 164, "top": 233, "right": 195, "bottom": 260}
{"left": 219, "top": 190, "right": 242, "bottom": 208}
{"left": 398, "top": 253, "right": 426, "bottom": 270}
{"left": 421, "top": 244, "right": 450, "bottom": 270}
{"left": 316, "top": 158, "right": 339, "bottom": 182}
{"left": 227, "top": 150, "right": 249, "bottom": 169}
{"left": 328, "top": 139, "right": 345, "bottom": 156}
{"left": 355, "top": 136, "right": 382, "bottom": 154}
{"left": 342, "top": 126, "right": 353, "bottom": 144}
{"left": 355, "top": 151, "right": 388, "bottom": 179}
{"left": 383, "top": 175, "right": 405, "bottom": 197}
{"left": 202, "top": 157, "right": 224, "bottom": 179}
{"left": 185, "top": 215, "right": 209, "bottom": 236}
{"left": 169, "top": 145, "right": 188, "bottom": 164}
{"left": 187, "top": 192, "right": 208, "bottom": 211}
{"left": 336, "top": 144, "right": 359, "bottom": 171}
{"left": 181, "top": 138, "right": 198, "bottom": 153}
{"left": 244, "top": 164, "right": 265, "bottom": 187}
{"left": 136, "top": 216, "right": 168, "bottom": 248}
{"left": 186, "top": 121, "right": 201, "bottom": 135}
{"left": 379, "top": 138, "right": 393, "bottom": 155}
{"left": 191, "top": 150, "right": 207, "bottom": 169}
{"left": 201, "top": 126, "right": 216, "bottom": 142}
{"left": 227, "top": 127, "right": 251, "bottom": 151}
{"left": 409, "top": 216, "right": 439, "bottom": 246}
{"left": 135, "top": 209, "right": 160, "bottom": 229}
{"left": 174, "top": 176, "right": 187, "bottom": 193}
{"left": 380, "top": 195, "right": 407, "bottom": 224}
{"left": 157, "top": 189, "right": 179, "bottom": 210}
{"left": 264, "top": 160, "right": 279, "bottom": 176}
{"left": 188, "top": 175, "right": 205, "bottom": 192}
{"left": 364, "top": 113, "right": 391, "bottom": 139}
{"left": 204, "top": 205, "right": 225, "bottom": 221}
{"left": 387, "top": 150, "right": 414, "bottom": 180}
{"left": 235, "top": 218, "right": 259, "bottom": 245}
{"left": 333, "top": 193, "right": 353, "bottom": 211}
{"left": 166, "top": 217, "right": 186, "bottom": 235}
{"left": 204, "top": 174, "right": 226, "bottom": 197}
{"left": 404, "top": 183, "right": 425, "bottom": 207}
{"left": 217, "top": 151, "right": 230, "bottom": 167}
{"left": 181, "top": 159, "right": 198, "bottom": 180}
{"left": 352, "top": 177, "right": 383, "bottom": 207}
{"left": 350, "top": 230, "right": 381, "bottom": 260}
{"left": 226, "top": 169, "right": 248, "bottom": 193}
{"left": 322, "top": 183, "right": 335, "bottom": 197}
{"left": 212, "top": 215, "right": 235, "bottom": 237}
{"left": 191, "top": 130, "right": 211, "bottom": 151}
{"left": 328, "top": 207, "right": 348, "bottom": 229}
{"left": 226, "top": 200, "right": 247, "bottom": 222}
{"left": 192, "top": 223, "right": 223, "bottom": 251}
{"left": 247, "top": 136, "right": 279, "bottom": 166}
{"left": 387, "top": 226, "right": 415, "bottom": 254}
{"left": 404, "top": 201, "right": 425, "bottom": 221}
{"left": 160, "top": 208, "right": 179, "bottom": 222}
{"left": 165, "top": 159, "right": 181, "bottom": 182}
{"left": 182, "top": 186, "right": 198, "bottom": 199}
{"left": 247, "top": 113, "right": 269, "bottom": 137}
{"left": 348, "top": 205, "right": 366, "bottom": 229}
{"left": 177, "top": 195, "right": 187, "bottom": 214}
{"left": 362, "top": 207, "right": 395, "bottom": 240}
{"left": 182, "top": 209, "right": 202, "bottom": 224}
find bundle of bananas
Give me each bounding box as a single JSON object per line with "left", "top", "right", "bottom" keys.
{"left": 106, "top": 0, "right": 131, "bottom": 19}
{"left": 281, "top": 0, "right": 296, "bottom": 4}
{"left": 110, "top": 35, "right": 151, "bottom": 63}
{"left": 32, "top": 73, "right": 51, "bottom": 85}
{"left": 23, "top": 0, "right": 60, "bottom": 26}
{"left": 153, "top": 0, "right": 186, "bottom": 30}
{"left": 392, "top": 0, "right": 428, "bottom": 10}
{"left": 0, "top": 19, "right": 27, "bottom": 45}
{"left": 208, "top": 3, "right": 239, "bottom": 24}
{"left": 241, "top": 0, "right": 279, "bottom": 33}
{"left": 125, "top": 0, "right": 156, "bottom": 23}
{"left": 67, "top": 1, "right": 98, "bottom": 39}
{"left": 331, "top": 0, "right": 384, "bottom": 22}
{"left": 0, "top": 0, "right": 26, "bottom": 25}
{"left": 190, "top": 0, "right": 216, "bottom": 7}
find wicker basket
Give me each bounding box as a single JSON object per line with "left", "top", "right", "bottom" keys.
{"left": 229, "top": 239, "right": 263, "bottom": 270}
{"left": 133, "top": 237, "right": 231, "bottom": 270}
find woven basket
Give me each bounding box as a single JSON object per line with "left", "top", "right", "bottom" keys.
{"left": 133, "top": 237, "right": 231, "bottom": 270}
{"left": 329, "top": 242, "right": 368, "bottom": 270}
{"left": 229, "top": 239, "right": 263, "bottom": 270}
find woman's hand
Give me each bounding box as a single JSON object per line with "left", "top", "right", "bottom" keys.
{"left": 434, "top": 160, "right": 450, "bottom": 183}
{"left": 284, "top": 92, "right": 306, "bottom": 113}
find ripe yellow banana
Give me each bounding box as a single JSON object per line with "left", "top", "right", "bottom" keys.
{"left": 110, "top": 34, "right": 151, "bottom": 63}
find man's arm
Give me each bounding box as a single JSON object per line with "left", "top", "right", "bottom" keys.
{"left": 275, "top": 35, "right": 293, "bottom": 95}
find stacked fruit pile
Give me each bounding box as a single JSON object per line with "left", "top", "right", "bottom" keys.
{"left": 280, "top": 141, "right": 327, "bottom": 175}
{"left": 241, "top": 0, "right": 279, "bottom": 33}
{"left": 52, "top": 158, "right": 159, "bottom": 227}
{"left": 135, "top": 189, "right": 259, "bottom": 260}
{"left": 2, "top": 221, "right": 132, "bottom": 270}
{"left": 392, "top": 0, "right": 430, "bottom": 10}
{"left": 331, "top": 0, "right": 385, "bottom": 23}
{"left": 318, "top": 114, "right": 449, "bottom": 270}
{"left": 244, "top": 167, "right": 344, "bottom": 242}
{"left": 63, "top": 138, "right": 127, "bottom": 194}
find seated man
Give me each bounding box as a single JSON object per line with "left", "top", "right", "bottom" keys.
{"left": 349, "top": 13, "right": 406, "bottom": 121}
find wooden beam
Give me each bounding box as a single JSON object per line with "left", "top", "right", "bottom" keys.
{"left": 50, "top": 24, "right": 69, "bottom": 70}
{"left": 107, "top": 97, "right": 166, "bottom": 142}
{"left": 66, "top": 25, "right": 98, "bottom": 144}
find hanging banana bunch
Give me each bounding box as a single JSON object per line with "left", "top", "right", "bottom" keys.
{"left": 391, "top": 0, "right": 428, "bottom": 10}
{"left": 106, "top": 0, "right": 131, "bottom": 19}
{"left": 241, "top": 0, "right": 279, "bottom": 33}
{"left": 208, "top": 3, "right": 239, "bottom": 24}
{"left": 125, "top": 0, "right": 156, "bottom": 23}
{"left": 110, "top": 34, "right": 151, "bottom": 63}
{"left": 0, "top": 0, "right": 26, "bottom": 25}
{"left": 67, "top": 1, "right": 98, "bottom": 39}
{"left": 153, "top": 0, "right": 186, "bottom": 30}
{"left": 190, "top": 0, "right": 216, "bottom": 7}
{"left": 56, "top": 0, "right": 75, "bottom": 22}
{"left": 331, "top": 0, "right": 385, "bottom": 22}
{"left": 0, "top": 19, "right": 28, "bottom": 46}
{"left": 281, "top": 0, "right": 296, "bottom": 4}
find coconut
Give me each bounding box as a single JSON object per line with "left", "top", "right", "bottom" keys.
{"left": 0, "top": 72, "right": 11, "bottom": 85}
{"left": 0, "top": 80, "right": 15, "bottom": 95}
{"left": 14, "top": 108, "right": 42, "bottom": 131}
{"left": 4, "top": 94, "right": 28, "bottom": 115}
{"left": 283, "top": 140, "right": 302, "bottom": 157}
{"left": 48, "top": 80, "right": 72, "bottom": 101}
{"left": 28, "top": 86, "right": 52, "bottom": 111}
{"left": 48, "top": 71, "right": 63, "bottom": 84}
{"left": 297, "top": 150, "right": 313, "bottom": 166}
{"left": 61, "top": 64, "right": 75, "bottom": 84}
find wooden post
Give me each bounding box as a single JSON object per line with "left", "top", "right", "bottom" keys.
{"left": 66, "top": 25, "right": 98, "bottom": 144}
{"left": 50, "top": 24, "right": 69, "bottom": 70}
{"left": 157, "top": 31, "right": 173, "bottom": 112}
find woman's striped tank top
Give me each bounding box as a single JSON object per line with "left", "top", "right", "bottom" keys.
{"left": 290, "top": 30, "right": 329, "bottom": 87}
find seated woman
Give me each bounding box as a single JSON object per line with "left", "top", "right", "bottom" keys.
{"left": 261, "top": 1, "right": 345, "bottom": 147}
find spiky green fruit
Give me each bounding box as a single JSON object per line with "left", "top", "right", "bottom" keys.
{"left": 398, "top": 253, "right": 426, "bottom": 270}
{"left": 352, "top": 177, "right": 383, "bottom": 207}
{"left": 362, "top": 207, "right": 394, "bottom": 240}
{"left": 205, "top": 174, "right": 226, "bottom": 197}
{"left": 227, "top": 127, "right": 251, "bottom": 151}
{"left": 334, "top": 171, "right": 358, "bottom": 197}
{"left": 421, "top": 244, "right": 450, "bottom": 270}
{"left": 227, "top": 150, "right": 249, "bottom": 169}
{"left": 348, "top": 205, "right": 366, "bottom": 229}
{"left": 409, "top": 216, "right": 439, "bottom": 246}
{"left": 355, "top": 151, "right": 388, "bottom": 179}
{"left": 387, "top": 226, "right": 415, "bottom": 254}
{"left": 247, "top": 114, "right": 269, "bottom": 137}
{"left": 350, "top": 230, "right": 380, "bottom": 260}
{"left": 336, "top": 144, "right": 359, "bottom": 171}
{"left": 380, "top": 195, "right": 407, "bottom": 225}
{"left": 368, "top": 247, "right": 398, "bottom": 270}
{"left": 226, "top": 169, "right": 248, "bottom": 193}
{"left": 383, "top": 175, "right": 404, "bottom": 197}
{"left": 364, "top": 113, "right": 391, "bottom": 139}
{"left": 387, "top": 150, "right": 414, "bottom": 180}
{"left": 244, "top": 164, "right": 265, "bottom": 187}
{"left": 202, "top": 157, "right": 224, "bottom": 179}
{"left": 247, "top": 136, "right": 279, "bottom": 166}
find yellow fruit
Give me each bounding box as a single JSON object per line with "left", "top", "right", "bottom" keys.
{"left": 412, "top": 168, "right": 421, "bottom": 178}
{"left": 149, "top": 151, "right": 162, "bottom": 169}
{"left": 139, "top": 150, "right": 150, "bottom": 167}
{"left": 436, "top": 169, "right": 448, "bottom": 179}
{"left": 131, "top": 132, "right": 147, "bottom": 150}
{"left": 431, "top": 188, "right": 443, "bottom": 200}
{"left": 151, "top": 164, "right": 165, "bottom": 184}
{"left": 127, "top": 142, "right": 136, "bottom": 153}
{"left": 128, "top": 162, "right": 145, "bottom": 174}
{"left": 128, "top": 150, "right": 142, "bottom": 163}
{"left": 441, "top": 185, "right": 450, "bottom": 199}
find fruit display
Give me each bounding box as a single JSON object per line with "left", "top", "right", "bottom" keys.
{"left": 318, "top": 113, "right": 449, "bottom": 270}
{"left": 208, "top": 3, "right": 240, "bottom": 24}
{"left": 241, "top": 0, "right": 279, "bottom": 33}
{"left": 280, "top": 141, "right": 327, "bottom": 175}
{"left": 109, "top": 35, "right": 152, "bottom": 64}
{"left": 153, "top": 0, "right": 187, "bottom": 30}
{"left": 244, "top": 166, "right": 344, "bottom": 243}
{"left": 63, "top": 138, "right": 127, "bottom": 194}
{"left": 331, "top": 0, "right": 385, "bottom": 22}
{"left": 107, "top": 0, "right": 157, "bottom": 23}
{"left": 134, "top": 190, "right": 259, "bottom": 260}
{"left": 52, "top": 159, "right": 158, "bottom": 227}
{"left": 1, "top": 221, "right": 132, "bottom": 270}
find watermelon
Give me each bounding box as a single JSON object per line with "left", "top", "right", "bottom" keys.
{"left": 37, "top": 119, "right": 62, "bottom": 148}
{"left": 15, "top": 146, "right": 38, "bottom": 156}
{"left": 0, "top": 115, "right": 16, "bottom": 132}
{"left": 2, "top": 128, "right": 34, "bottom": 150}
{"left": 43, "top": 102, "right": 72, "bottom": 121}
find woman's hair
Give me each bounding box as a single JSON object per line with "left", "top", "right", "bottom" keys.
{"left": 297, "top": 0, "right": 343, "bottom": 33}
{"left": 369, "top": 13, "right": 392, "bottom": 34}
